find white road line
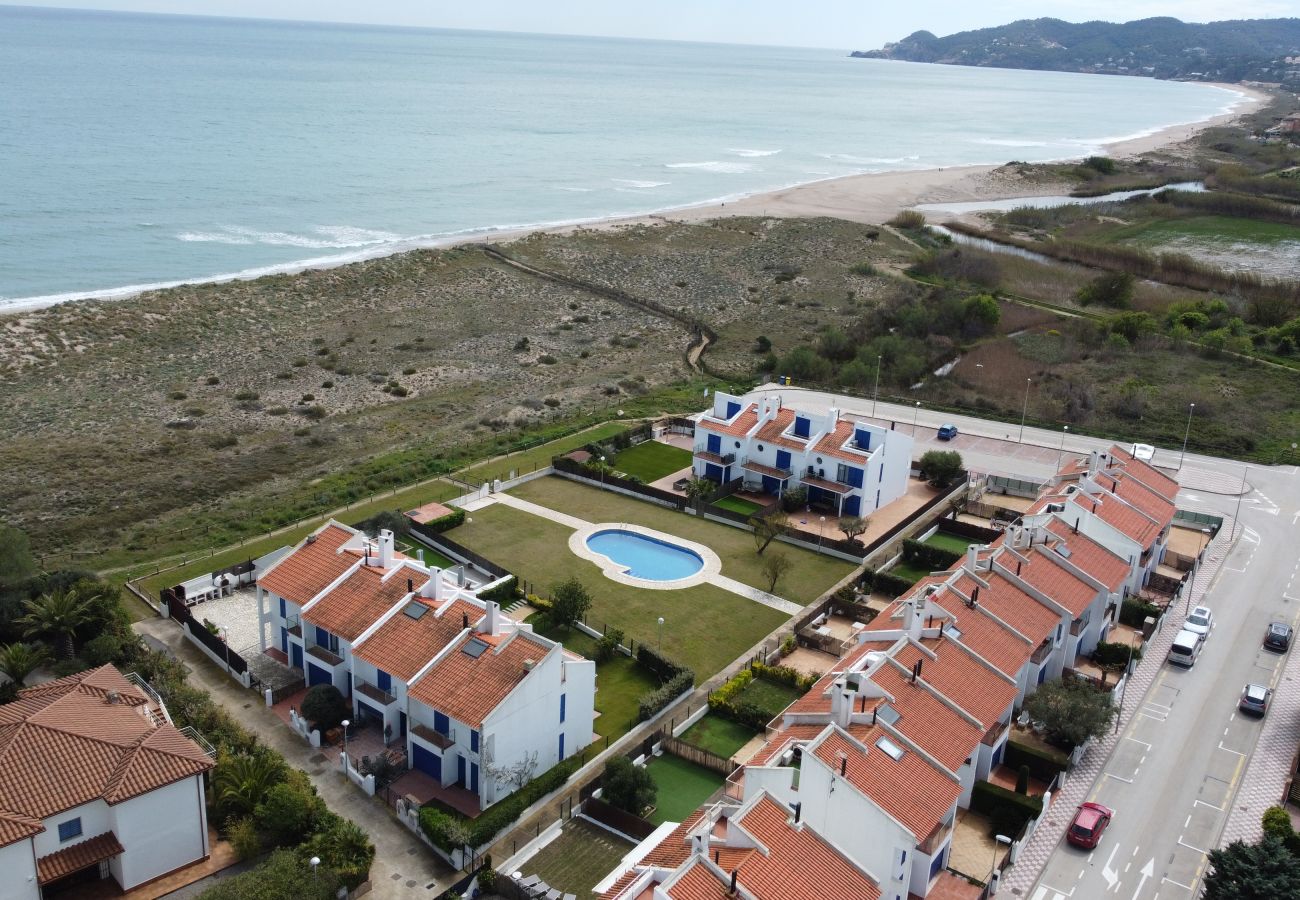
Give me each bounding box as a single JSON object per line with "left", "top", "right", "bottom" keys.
{"left": 1161, "top": 876, "right": 1196, "bottom": 891}
{"left": 1144, "top": 701, "right": 1173, "bottom": 711}
{"left": 1194, "top": 799, "right": 1224, "bottom": 811}
{"left": 1140, "top": 712, "right": 1166, "bottom": 722}
{"left": 1105, "top": 772, "right": 1135, "bottom": 784}
{"left": 1184, "top": 814, "right": 1191, "bottom": 827}
{"left": 1217, "top": 742, "right": 1245, "bottom": 756}
{"left": 1127, "top": 736, "right": 1154, "bottom": 748}
{"left": 1178, "top": 838, "right": 1209, "bottom": 855}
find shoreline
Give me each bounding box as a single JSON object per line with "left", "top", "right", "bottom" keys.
{"left": 0, "top": 82, "right": 1270, "bottom": 317}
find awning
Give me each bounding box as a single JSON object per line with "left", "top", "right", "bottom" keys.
{"left": 38, "top": 831, "right": 125, "bottom": 884}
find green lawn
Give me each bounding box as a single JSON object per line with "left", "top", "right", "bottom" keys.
{"left": 529, "top": 621, "right": 658, "bottom": 740}
{"left": 680, "top": 714, "right": 757, "bottom": 758}
{"left": 459, "top": 422, "right": 630, "bottom": 486}
{"left": 613, "top": 441, "right": 693, "bottom": 483}
{"left": 645, "top": 755, "right": 725, "bottom": 825}
{"left": 398, "top": 537, "right": 458, "bottom": 570}
{"left": 737, "top": 677, "right": 804, "bottom": 719}
{"left": 712, "top": 495, "right": 763, "bottom": 516}
{"left": 455, "top": 503, "right": 789, "bottom": 679}
{"left": 523, "top": 818, "right": 635, "bottom": 895}
{"left": 509, "top": 477, "right": 852, "bottom": 604}
{"left": 925, "top": 531, "right": 975, "bottom": 555}
{"left": 888, "top": 561, "right": 934, "bottom": 584}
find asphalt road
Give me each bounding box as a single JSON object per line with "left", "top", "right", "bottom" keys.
{"left": 739, "top": 385, "right": 1300, "bottom": 900}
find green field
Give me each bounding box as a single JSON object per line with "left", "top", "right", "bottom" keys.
{"left": 612, "top": 441, "right": 693, "bottom": 483}
{"left": 454, "top": 503, "right": 788, "bottom": 679}
{"left": 509, "top": 477, "right": 852, "bottom": 604}
{"left": 924, "top": 531, "right": 975, "bottom": 555}
{"left": 737, "top": 677, "right": 804, "bottom": 719}
{"left": 680, "top": 714, "right": 757, "bottom": 758}
{"left": 1106, "top": 214, "right": 1300, "bottom": 247}
{"left": 645, "top": 755, "right": 725, "bottom": 825}
{"left": 529, "top": 622, "right": 658, "bottom": 740}
{"left": 712, "top": 495, "right": 763, "bottom": 516}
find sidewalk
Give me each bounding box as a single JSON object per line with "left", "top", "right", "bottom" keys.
{"left": 1001, "top": 519, "right": 1236, "bottom": 895}
{"left": 133, "top": 618, "right": 457, "bottom": 899}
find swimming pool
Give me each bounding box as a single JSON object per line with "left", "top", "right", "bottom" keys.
{"left": 585, "top": 529, "right": 705, "bottom": 581}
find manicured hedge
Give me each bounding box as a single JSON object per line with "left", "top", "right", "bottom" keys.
{"left": 971, "top": 779, "right": 1043, "bottom": 838}
{"left": 478, "top": 576, "right": 520, "bottom": 605}
{"left": 708, "top": 663, "right": 814, "bottom": 729}
{"left": 638, "top": 670, "right": 694, "bottom": 721}
{"left": 861, "top": 568, "right": 915, "bottom": 598}
{"left": 902, "top": 538, "right": 962, "bottom": 571}
{"left": 636, "top": 645, "right": 689, "bottom": 681}
{"left": 423, "top": 508, "right": 466, "bottom": 533}
{"left": 1004, "top": 739, "right": 1070, "bottom": 782}
{"left": 419, "top": 757, "right": 581, "bottom": 851}
{"left": 1119, "top": 598, "right": 1161, "bottom": 628}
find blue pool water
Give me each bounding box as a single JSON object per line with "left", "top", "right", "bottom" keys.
{"left": 587, "top": 530, "right": 704, "bottom": 581}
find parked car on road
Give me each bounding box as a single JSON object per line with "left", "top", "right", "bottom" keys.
{"left": 1168, "top": 629, "right": 1202, "bottom": 668}
{"left": 937, "top": 424, "right": 959, "bottom": 440}
{"left": 1239, "top": 683, "right": 1272, "bottom": 717}
{"left": 1067, "top": 802, "right": 1114, "bottom": 848}
{"left": 1264, "top": 621, "right": 1293, "bottom": 652}
{"left": 1183, "top": 606, "right": 1213, "bottom": 638}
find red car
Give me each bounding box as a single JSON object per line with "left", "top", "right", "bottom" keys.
{"left": 1066, "top": 802, "right": 1114, "bottom": 849}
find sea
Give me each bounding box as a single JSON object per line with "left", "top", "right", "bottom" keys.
{"left": 0, "top": 6, "right": 1245, "bottom": 309}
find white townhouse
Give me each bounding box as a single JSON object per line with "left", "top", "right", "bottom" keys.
{"left": 692, "top": 392, "right": 913, "bottom": 517}
{"left": 0, "top": 666, "right": 214, "bottom": 900}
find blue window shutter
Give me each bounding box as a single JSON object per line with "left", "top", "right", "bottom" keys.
{"left": 471, "top": 730, "right": 480, "bottom": 752}
{"left": 434, "top": 712, "right": 449, "bottom": 735}
{"left": 847, "top": 467, "right": 864, "bottom": 488}
{"left": 315, "top": 626, "right": 329, "bottom": 646}
{"left": 58, "top": 818, "right": 83, "bottom": 842}
{"left": 775, "top": 450, "right": 791, "bottom": 470}
{"left": 725, "top": 401, "right": 741, "bottom": 418}
{"left": 558, "top": 733, "right": 565, "bottom": 760}
{"left": 279, "top": 597, "right": 286, "bottom": 618}
{"left": 794, "top": 416, "right": 810, "bottom": 438}
{"left": 560, "top": 694, "right": 566, "bottom": 723}
{"left": 855, "top": 428, "right": 871, "bottom": 450}
{"left": 376, "top": 670, "right": 392, "bottom": 693}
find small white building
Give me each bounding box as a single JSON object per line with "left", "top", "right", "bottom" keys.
{"left": 692, "top": 392, "right": 913, "bottom": 518}
{"left": 0, "top": 666, "right": 214, "bottom": 900}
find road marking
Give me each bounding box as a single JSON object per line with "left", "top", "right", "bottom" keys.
{"left": 1193, "top": 799, "right": 1223, "bottom": 811}
{"left": 1105, "top": 772, "right": 1135, "bottom": 784}
{"left": 1184, "top": 814, "right": 1191, "bottom": 827}
{"left": 1217, "top": 742, "right": 1245, "bottom": 756}
{"left": 1126, "top": 736, "right": 1153, "bottom": 748}
{"left": 1161, "top": 876, "right": 1195, "bottom": 891}
{"left": 1102, "top": 844, "right": 1121, "bottom": 890}
{"left": 1131, "top": 858, "right": 1154, "bottom": 898}
{"left": 1178, "top": 838, "right": 1208, "bottom": 855}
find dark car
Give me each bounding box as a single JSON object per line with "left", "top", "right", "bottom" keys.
{"left": 1240, "top": 683, "right": 1272, "bottom": 717}
{"left": 1067, "top": 802, "right": 1114, "bottom": 849}
{"left": 1264, "top": 621, "right": 1293, "bottom": 652}
{"left": 937, "top": 424, "right": 959, "bottom": 441}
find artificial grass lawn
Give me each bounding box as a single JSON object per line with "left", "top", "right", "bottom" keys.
{"left": 398, "top": 537, "right": 457, "bottom": 570}
{"left": 455, "top": 504, "right": 789, "bottom": 679}
{"left": 711, "top": 495, "right": 763, "bottom": 516}
{"left": 737, "top": 678, "right": 804, "bottom": 718}
{"left": 888, "top": 561, "right": 934, "bottom": 585}
{"left": 646, "top": 755, "right": 725, "bottom": 825}
{"left": 530, "top": 622, "right": 658, "bottom": 740}
{"left": 613, "top": 441, "right": 693, "bottom": 483}
{"left": 509, "top": 477, "right": 852, "bottom": 604}
{"left": 680, "top": 714, "right": 757, "bottom": 758}
{"left": 924, "top": 532, "right": 975, "bottom": 555}
{"left": 523, "top": 817, "right": 635, "bottom": 895}
{"left": 459, "top": 422, "right": 630, "bottom": 486}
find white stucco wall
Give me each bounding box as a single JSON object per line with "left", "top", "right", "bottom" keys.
{"left": 0, "top": 840, "right": 38, "bottom": 900}
{"left": 112, "top": 776, "right": 208, "bottom": 888}
{"left": 30, "top": 800, "right": 111, "bottom": 860}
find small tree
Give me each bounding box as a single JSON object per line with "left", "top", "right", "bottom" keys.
{"left": 1022, "top": 678, "right": 1117, "bottom": 748}
{"left": 838, "top": 516, "right": 869, "bottom": 545}
{"left": 754, "top": 335, "right": 772, "bottom": 353}
{"left": 1204, "top": 837, "right": 1300, "bottom": 899}
{"left": 919, "top": 450, "right": 963, "bottom": 489}
{"left": 212, "top": 749, "right": 288, "bottom": 822}
{"left": 1262, "top": 806, "right": 1300, "bottom": 854}
{"left": 0, "top": 642, "right": 50, "bottom": 686}
{"left": 602, "top": 756, "right": 656, "bottom": 815}
{"left": 683, "top": 476, "right": 715, "bottom": 514}
{"left": 1078, "top": 272, "right": 1135, "bottom": 308}
{"left": 595, "top": 627, "right": 625, "bottom": 663}
{"left": 750, "top": 511, "right": 789, "bottom": 555}
{"left": 300, "top": 684, "right": 349, "bottom": 732}
{"left": 356, "top": 509, "right": 409, "bottom": 539}
{"left": 550, "top": 577, "right": 593, "bottom": 629}
{"left": 779, "top": 486, "right": 807, "bottom": 513}
{"left": 255, "top": 778, "right": 325, "bottom": 847}
{"left": 761, "top": 553, "right": 793, "bottom": 593}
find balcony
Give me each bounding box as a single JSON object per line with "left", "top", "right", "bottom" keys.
{"left": 285, "top": 614, "right": 302, "bottom": 639}
{"left": 695, "top": 449, "right": 736, "bottom": 466}
{"left": 741, "top": 459, "right": 792, "bottom": 480}
{"left": 1070, "top": 616, "right": 1087, "bottom": 637}
{"left": 306, "top": 644, "right": 343, "bottom": 667}
{"left": 1031, "top": 640, "right": 1053, "bottom": 665}
{"left": 800, "top": 474, "right": 853, "bottom": 495}
{"left": 355, "top": 680, "right": 397, "bottom": 707}
{"left": 411, "top": 722, "right": 455, "bottom": 751}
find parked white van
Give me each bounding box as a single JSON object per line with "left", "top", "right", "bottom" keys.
{"left": 1168, "top": 629, "right": 1202, "bottom": 667}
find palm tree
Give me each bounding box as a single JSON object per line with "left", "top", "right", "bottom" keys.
{"left": 212, "top": 751, "right": 285, "bottom": 820}
{"left": 683, "top": 476, "right": 714, "bottom": 514}
{"left": 0, "top": 642, "right": 51, "bottom": 686}
{"left": 18, "top": 586, "right": 99, "bottom": 660}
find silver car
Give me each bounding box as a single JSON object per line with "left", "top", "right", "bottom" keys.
{"left": 1184, "top": 606, "right": 1213, "bottom": 638}
{"left": 1239, "top": 683, "right": 1271, "bottom": 716}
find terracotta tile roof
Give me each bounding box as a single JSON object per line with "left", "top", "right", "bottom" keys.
{"left": 699, "top": 404, "right": 759, "bottom": 438}
{"left": 1006, "top": 546, "right": 1098, "bottom": 618}
{"left": 753, "top": 409, "right": 809, "bottom": 451}
{"left": 257, "top": 523, "right": 359, "bottom": 606}
{"left": 1106, "top": 445, "right": 1180, "bottom": 501}
{"left": 784, "top": 673, "right": 837, "bottom": 715}
{"left": 0, "top": 810, "right": 43, "bottom": 848}
{"left": 868, "top": 663, "right": 983, "bottom": 773}
{"left": 409, "top": 631, "right": 554, "bottom": 728}
{"left": 813, "top": 726, "right": 960, "bottom": 841}
{"left": 1045, "top": 520, "right": 1129, "bottom": 591}
{"left": 812, "top": 420, "right": 871, "bottom": 464}
{"left": 747, "top": 724, "right": 829, "bottom": 765}
{"left": 950, "top": 571, "right": 1058, "bottom": 646}
{"left": 352, "top": 598, "right": 484, "bottom": 681}
{"left": 641, "top": 811, "right": 707, "bottom": 869}
{"left": 894, "top": 640, "right": 1017, "bottom": 731}
{"left": 665, "top": 863, "right": 732, "bottom": 900}
{"left": 0, "top": 666, "right": 213, "bottom": 838}
{"left": 925, "top": 585, "right": 1032, "bottom": 677}
{"left": 1104, "top": 473, "right": 1176, "bottom": 529}
{"left": 1076, "top": 491, "right": 1160, "bottom": 550}
{"left": 37, "top": 831, "right": 125, "bottom": 884}
{"left": 304, "top": 562, "right": 420, "bottom": 642}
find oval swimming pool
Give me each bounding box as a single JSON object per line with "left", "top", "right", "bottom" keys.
{"left": 585, "top": 529, "right": 704, "bottom": 581}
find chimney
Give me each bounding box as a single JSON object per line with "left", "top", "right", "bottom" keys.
{"left": 419, "top": 569, "right": 442, "bottom": 599}
{"left": 970, "top": 585, "right": 980, "bottom": 608}
{"left": 416, "top": 548, "right": 425, "bottom": 564}
{"left": 838, "top": 752, "right": 848, "bottom": 777}
{"left": 830, "top": 678, "right": 852, "bottom": 727}
{"left": 966, "top": 544, "right": 979, "bottom": 573}
{"left": 729, "top": 870, "right": 738, "bottom": 896}
{"left": 377, "top": 529, "right": 395, "bottom": 568}
{"left": 1087, "top": 449, "right": 1102, "bottom": 476}
{"left": 1073, "top": 518, "right": 1079, "bottom": 535}
{"left": 524, "top": 659, "right": 536, "bottom": 672}
{"left": 462, "top": 612, "right": 470, "bottom": 630}
{"left": 485, "top": 600, "right": 500, "bottom": 635}
{"left": 914, "top": 657, "right": 923, "bottom": 681}
{"left": 407, "top": 578, "right": 414, "bottom": 594}
{"left": 714, "top": 850, "right": 720, "bottom": 864}
{"left": 905, "top": 597, "right": 923, "bottom": 641}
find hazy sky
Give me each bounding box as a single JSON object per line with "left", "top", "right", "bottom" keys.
{"left": 10, "top": 1, "right": 1300, "bottom": 47}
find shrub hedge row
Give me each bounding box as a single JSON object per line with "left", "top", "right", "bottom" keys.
{"left": 1119, "top": 598, "right": 1161, "bottom": 628}
{"left": 971, "top": 779, "right": 1043, "bottom": 839}
{"left": 861, "top": 568, "right": 916, "bottom": 598}
{"left": 708, "top": 663, "right": 815, "bottom": 730}
{"left": 902, "top": 538, "right": 962, "bottom": 571}
{"left": 638, "top": 670, "right": 695, "bottom": 722}
{"left": 1004, "top": 739, "right": 1070, "bottom": 783}
{"left": 478, "top": 575, "right": 520, "bottom": 605}
{"left": 419, "top": 756, "right": 582, "bottom": 852}
{"left": 636, "top": 645, "right": 688, "bottom": 682}
{"left": 422, "top": 508, "right": 466, "bottom": 533}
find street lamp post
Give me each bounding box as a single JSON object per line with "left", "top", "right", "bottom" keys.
{"left": 872, "top": 355, "right": 882, "bottom": 418}
{"left": 340, "top": 718, "right": 350, "bottom": 767}
{"left": 1057, "top": 425, "right": 1070, "bottom": 468}
{"left": 657, "top": 617, "right": 664, "bottom": 652}
{"left": 912, "top": 401, "right": 921, "bottom": 436}
{"left": 219, "top": 627, "right": 230, "bottom": 674}
{"left": 818, "top": 515, "right": 826, "bottom": 549}
{"left": 309, "top": 856, "right": 320, "bottom": 882}
{"left": 1018, "top": 378, "right": 1031, "bottom": 442}
{"left": 1179, "top": 403, "right": 1195, "bottom": 469}
{"left": 1185, "top": 528, "right": 1211, "bottom": 614}
{"left": 1232, "top": 464, "right": 1249, "bottom": 540}
{"left": 990, "top": 834, "right": 1012, "bottom": 889}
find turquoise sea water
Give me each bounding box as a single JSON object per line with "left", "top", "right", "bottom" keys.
{"left": 0, "top": 6, "right": 1243, "bottom": 307}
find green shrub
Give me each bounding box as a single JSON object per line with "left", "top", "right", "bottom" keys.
{"left": 299, "top": 817, "right": 375, "bottom": 890}
{"left": 300, "top": 684, "right": 348, "bottom": 732}
{"left": 971, "top": 780, "right": 1042, "bottom": 837}
{"left": 636, "top": 645, "right": 690, "bottom": 682}
{"left": 1262, "top": 805, "right": 1300, "bottom": 854}
{"left": 1120, "top": 598, "right": 1161, "bottom": 628}
{"left": 419, "top": 757, "right": 580, "bottom": 851}
{"left": 1003, "top": 739, "right": 1069, "bottom": 782}
{"left": 638, "top": 670, "right": 694, "bottom": 721}
{"left": 861, "top": 568, "right": 914, "bottom": 598}
{"left": 1091, "top": 640, "right": 1142, "bottom": 671}
{"left": 419, "top": 508, "right": 466, "bottom": 534}
{"left": 255, "top": 775, "right": 325, "bottom": 847}
{"left": 478, "top": 576, "right": 519, "bottom": 605}
{"left": 594, "top": 627, "right": 625, "bottom": 663}
{"left": 226, "top": 816, "right": 262, "bottom": 861}
{"left": 601, "top": 756, "right": 656, "bottom": 814}
{"left": 902, "top": 538, "right": 962, "bottom": 571}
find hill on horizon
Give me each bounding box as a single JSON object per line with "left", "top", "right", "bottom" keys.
{"left": 854, "top": 16, "right": 1300, "bottom": 85}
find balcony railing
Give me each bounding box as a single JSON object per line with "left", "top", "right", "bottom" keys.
{"left": 694, "top": 448, "right": 736, "bottom": 466}
{"left": 306, "top": 644, "right": 344, "bottom": 666}
{"left": 285, "top": 614, "right": 302, "bottom": 638}
{"left": 179, "top": 726, "right": 217, "bottom": 759}
{"left": 1031, "top": 640, "right": 1053, "bottom": 665}
{"left": 355, "top": 680, "right": 397, "bottom": 706}
{"left": 411, "top": 722, "right": 455, "bottom": 750}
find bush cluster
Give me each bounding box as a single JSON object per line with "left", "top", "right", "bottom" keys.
{"left": 1119, "top": 598, "right": 1161, "bottom": 628}
{"left": 708, "top": 663, "right": 815, "bottom": 729}
{"left": 419, "top": 756, "right": 581, "bottom": 851}
{"left": 638, "top": 670, "right": 694, "bottom": 722}
{"left": 860, "top": 568, "right": 915, "bottom": 598}
{"left": 970, "top": 779, "right": 1043, "bottom": 839}
{"left": 901, "top": 538, "right": 962, "bottom": 571}
{"left": 1003, "top": 739, "right": 1070, "bottom": 783}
